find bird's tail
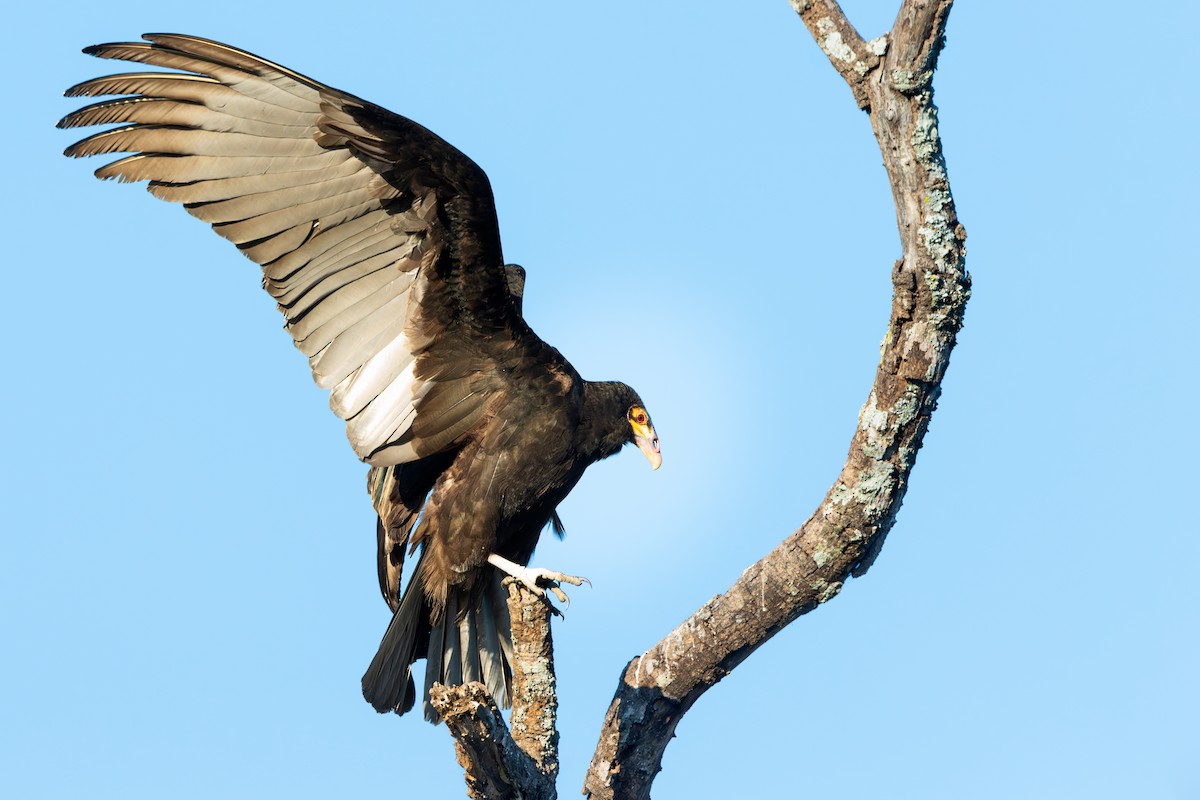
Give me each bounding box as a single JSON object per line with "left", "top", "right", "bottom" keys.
{"left": 361, "top": 558, "right": 514, "bottom": 721}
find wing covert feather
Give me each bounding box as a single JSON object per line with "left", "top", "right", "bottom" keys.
{"left": 61, "top": 33, "right": 525, "bottom": 464}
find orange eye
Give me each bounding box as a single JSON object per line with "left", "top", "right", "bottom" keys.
{"left": 631, "top": 409, "right": 648, "bottom": 425}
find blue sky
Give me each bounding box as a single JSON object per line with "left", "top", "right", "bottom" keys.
{"left": 4, "top": 2, "right": 1197, "bottom": 797}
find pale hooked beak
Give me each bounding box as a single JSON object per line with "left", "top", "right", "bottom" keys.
{"left": 633, "top": 423, "right": 662, "bottom": 470}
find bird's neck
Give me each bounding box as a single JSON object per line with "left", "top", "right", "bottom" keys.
{"left": 577, "top": 381, "right": 631, "bottom": 464}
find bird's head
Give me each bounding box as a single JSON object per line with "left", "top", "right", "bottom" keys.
{"left": 626, "top": 403, "right": 662, "bottom": 470}
{"left": 582, "top": 381, "right": 661, "bottom": 469}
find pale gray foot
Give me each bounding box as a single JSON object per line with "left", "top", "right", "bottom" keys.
{"left": 487, "top": 553, "right": 590, "bottom": 610}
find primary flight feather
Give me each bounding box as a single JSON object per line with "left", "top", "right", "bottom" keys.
{"left": 60, "top": 33, "right": 661, "bottom": 720}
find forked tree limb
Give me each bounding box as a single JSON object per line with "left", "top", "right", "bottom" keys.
{"left": 431, "top": 580, "right": 560, "bottom": 800}
{"left": 435, "top": 2, "right": 966, "bottom": 797}
{"left": 582, "top": 1, "right": 968, "bottom": 798}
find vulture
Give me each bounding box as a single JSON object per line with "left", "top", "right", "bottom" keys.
{"left": 59, "top": 33, "right": 661, "bottom": 721}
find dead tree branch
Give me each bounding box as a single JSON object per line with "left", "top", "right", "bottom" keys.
{"left": 582, "top": 2, "right": 968, "bottom": 797}
{"left": 431, "top": 580, "right": 560, "bottom": 800}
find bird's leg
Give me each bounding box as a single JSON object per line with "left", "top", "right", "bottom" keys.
{"left": 486, "top": 553, "right": 590, "bottom": 610}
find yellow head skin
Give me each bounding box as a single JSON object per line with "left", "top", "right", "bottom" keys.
{"left": 628, "top": 406, "right": 661, "bottom": 470}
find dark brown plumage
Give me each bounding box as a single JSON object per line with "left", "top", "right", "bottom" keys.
{"left": 60, "top": 34, "right": 660, "bottom": 720}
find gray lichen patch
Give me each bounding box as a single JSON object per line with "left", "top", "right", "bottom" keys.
{"left": 898, "top": 322, "right": 939, "bottom": 381}
{"left": 810, "top": 579, "right": 844, "bottom": 604}
{"left": 910, "top": 103, "right": 962, "bottom": 273}
{"left": 918, "top": 208, "right": 957, "bottom": 268}
{"left": 817, "top": 19, "right": 854, "bottom": 62}
{"left": 520, "top": 659, "right": 554, "bottom": 681}
{"left": 911, "top": 100, "right": 947, "bottom": 181}
{"left": 855, "top": 460, "right": 898, "bottom": 521}
{"left": 816, "top": 18, "right": 872, "bottom": 76}
{"left": 810, "top": 545, "right": 835, "bottom": 567}
{"left": 828, "top": 456, "right": 897, "bottom": 524}
{"left": 858, "top": 391, "right": 891, "bottom": 460}
{"left": 892, "top": 68, "right": 933, "bottom": 93}
{"left": 923, "top": 268, "right": 949, "bottom": 306}
{"left": 892, "top": 383, "right": 923, "bottom": 430}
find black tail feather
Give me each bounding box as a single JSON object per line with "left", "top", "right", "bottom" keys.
{"left": 363, "top": 562, "right": 516, "bottom": 722}
{"left": 361, "top": 555, "right": 427, "bottom": 714}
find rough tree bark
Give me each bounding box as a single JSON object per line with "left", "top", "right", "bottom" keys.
{"left": 438, "top": 2, "right": 968, "bottom": 797}
{"left": 430, "top": 580, "right": 560, "bottom": 800}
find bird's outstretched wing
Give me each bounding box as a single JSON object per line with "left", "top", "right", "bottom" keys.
{"left": 60, "top": 33, "right": 522, "bottom": 465}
